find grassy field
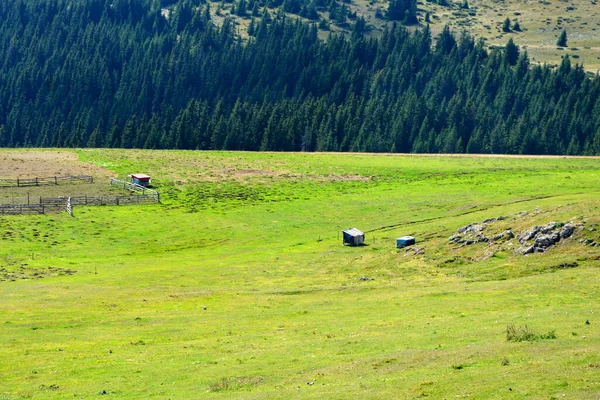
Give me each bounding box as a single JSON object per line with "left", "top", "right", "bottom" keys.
{"left": 210, "top": 0, "right": 600, "bottom": 72}
{"left": 0, "top": 149, "right": 599, "bottom": 399}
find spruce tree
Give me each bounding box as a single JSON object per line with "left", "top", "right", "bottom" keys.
{"left": 502, "top": 17, "right": 511, "bottom": 33}
{"left": 557, "top": 30, "right": 567, "bottom": 47}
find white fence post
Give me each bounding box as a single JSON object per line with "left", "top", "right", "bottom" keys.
{"left": 66, "top": 197, "right": 73, "bottom": 217}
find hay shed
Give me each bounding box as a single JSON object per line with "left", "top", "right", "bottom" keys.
{"left": 343, "top": 228, "right": 365, "bottom": 246}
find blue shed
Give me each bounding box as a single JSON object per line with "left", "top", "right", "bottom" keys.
{"left": 343, "top": 228, "right": 365, "bottom": 246}
{"left": 396, "top": 236, "right": 416, "bottom": 248}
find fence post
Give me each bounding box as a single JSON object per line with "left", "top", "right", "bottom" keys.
{"left": 66, "top": 197, "right": 73, "bottom": 217}
{"left": 35, "top": 177, "right": 38, "bottom": 186}
{"left": 116, "top": 196, "right": 119, "bottom": 206}
{"left": 16, "top": 178, "right": 19, "bottom": 187}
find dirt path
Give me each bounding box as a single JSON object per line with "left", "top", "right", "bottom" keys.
{"left": 0, "top": 151, "right": 116, "bottom": 178}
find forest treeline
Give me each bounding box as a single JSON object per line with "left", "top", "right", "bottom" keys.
{"left": 1, "top": 0, "right": 600, "bottom": 154}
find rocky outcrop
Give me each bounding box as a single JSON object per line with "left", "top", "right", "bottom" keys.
{"left": 450, "top": 216, "right": 508, "bottom": 247}
{"left": 517, "top": 223, "right": 576, "bottom": 254}
{"left": 448, "top": 215, "right": 580, "bottom": 255}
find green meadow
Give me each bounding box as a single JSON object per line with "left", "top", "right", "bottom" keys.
{"left": 1, "top": 149, "right": 599, "bottom": 399}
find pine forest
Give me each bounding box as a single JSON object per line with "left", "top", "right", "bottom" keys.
{"left": 1, "top": 0, "right": 600, "bottom": 154}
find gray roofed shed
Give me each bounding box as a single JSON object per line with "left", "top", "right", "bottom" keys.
{"left": 343, "top": 228, "right": 365, "bottom": 246}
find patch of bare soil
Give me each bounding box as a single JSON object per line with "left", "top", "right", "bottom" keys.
{"left": 226, "top": 168, "right": 282, "bottom": 179}
{"left": 217, "top": 168, "right": 369, "bottom": 182}
{"left": 0, "top": 151, "right": 116, "bottom": 179}
{"left": 0, "top": 265, "right": 76, "bottom": 282}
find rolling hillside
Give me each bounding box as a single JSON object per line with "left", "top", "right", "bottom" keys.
{"left": 0, "top": 149, "right": 599, "bottom": 398}
{"left": 205, "top": 0, "right": 600, "bottom": 71}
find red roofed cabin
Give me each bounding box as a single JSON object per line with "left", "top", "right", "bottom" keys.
{"left": 130, "top": 173, "right": 151, "bottom": 187}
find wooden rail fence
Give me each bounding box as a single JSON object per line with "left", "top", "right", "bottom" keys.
{"left": 0, "top": 194, "right": 159, "bottom": 215}
{"left": 0, "top": 175, "right": 93, "bottom": 188}
{"left": 40, "top": 194, "right": 158, "bottom": 207}
{"left": 0, "top": 178, "right": 160, "bottom": 215}
{"left": 109, "top": 178, "right": 160, "bottom": 202}
{"left": 0, "top": 204, "right": 46, "bottom": 215}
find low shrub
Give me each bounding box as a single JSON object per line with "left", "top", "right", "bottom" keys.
{"left": 506, "top": 324, "right": 556, "bottom": 342}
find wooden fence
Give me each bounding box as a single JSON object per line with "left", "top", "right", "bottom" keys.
{"left": 109, "top": 178, "right": 160, "bottom": 201}
{"left": 40, "top": 194, "right": 158, "bottom": 207}
{"left": 0, "top": 194, "right": 159, "bottom": 215}
{"left": 0, "top": 175, "right": 93, "bottom": 188}
{"left": 0, "top": 204, "right": 46, "bottom": 215}
{"left": 0, "top": 177, "right": 160, "bottom": 215}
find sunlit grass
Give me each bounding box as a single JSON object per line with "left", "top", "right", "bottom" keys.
{"left": 0, "top": 150, "right": 599, "bottom": 399}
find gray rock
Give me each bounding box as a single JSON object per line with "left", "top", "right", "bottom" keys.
{"left": 534, "top": 232, "right": 560, "bottom": 249}
{"left": 560, "top": 224, "right": 575, "bottom": 239}
{"left": 457, "top": 224, "right": 474, "bottom": 234}
{"left": 539, "top": 222, "right": 557, "bottom": 234}
{"left": 458, "top": 223, "right": 484, "bottom": 234}
{"left": 491, "top": 233, "right": 504, "bottom": 242}
{"left": 518, "top": 226, "right": 541, "bottom": 243}
{"left": 477, "top": 235, "right": 489, "bottom": 242}
{"left": 522, "top": 246, "right": 535, "bottom": 255}
{"left": 449, "top": 234, "right": 463, "bottom": 243}
{"left": 491, "top": 230, "right": 515, "bottom": 242}
{"left": 482, "top": 216, "right": 504, "bottom": 224}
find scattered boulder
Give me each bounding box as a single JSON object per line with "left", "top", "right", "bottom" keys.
{"left": 534, "top": 232, "right": 561, "bottom": 249}
{"left": 522, "top": 246, "right": 535, "bottom": 255}
{"left": 483, "top": 216, "right": 505, "bottom": 224}
{"left": 457, "top": 223, "right": 484, "bottom": 234}
{"left": 540, "top": 222, "right": 558, "bottom": 235}
{"left": 405, "top": 246, "right": 425, "bottom": 255}
{"left": 580, "top": 237, "right": 599, "bottom": 246}
{"left": 560, "top": 224, "right": 575, "bottom": 239}
{"left": 518, "top": 226, "right": 540, "bottom": 243}
{"left": 491, "top": 230, "right": 514, "bottom": 242}
{"left": 449, "top": 234, "right": 462, "bottom": 244}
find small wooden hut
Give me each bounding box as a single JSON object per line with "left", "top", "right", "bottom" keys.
{"left": 130, "top": 173, "right": 151, "bottom": 187}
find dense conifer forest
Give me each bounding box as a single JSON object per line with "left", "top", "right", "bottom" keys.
{"left": 1, "top": 0, "right": 600, "bottom": 154}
